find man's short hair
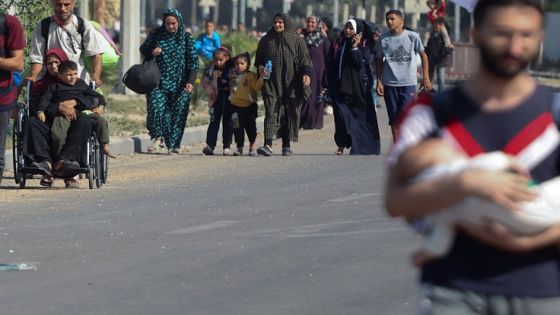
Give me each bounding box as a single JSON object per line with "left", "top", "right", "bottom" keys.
{"left": 58, "top": 60, "right": 78, "bottom": 74}
{"left": 473, "top": 0, "right": 544, "bottom": 27}
{"left": 385, "top": 10, "right": 403, "bottom": 18}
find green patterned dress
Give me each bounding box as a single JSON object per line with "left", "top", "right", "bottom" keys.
{"left": 140, "top": 8, "right": 199, "bottom": 150}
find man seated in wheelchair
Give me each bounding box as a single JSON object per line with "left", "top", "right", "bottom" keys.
{"left": 35, "top": 60, "right": 113, "bottom": 176}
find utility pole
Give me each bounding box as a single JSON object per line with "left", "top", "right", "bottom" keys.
{"left": 119, "top": 0, "right": 141, "bottom": 94}
{"left": 454, "top": 2, "right": 460, "bottom": 42}
{"left": 333, "top": 0, "right": 339, "bottom": 28}
{"left": 239, "top": 0, "right": 246, "bottom": 27}
{"left": 232, "top": 0, "right": 238, "bottom": 30}
{"left": 78, "top": 0, "right": 90, "bottom": 19}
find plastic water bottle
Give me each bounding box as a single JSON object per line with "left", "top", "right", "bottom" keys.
{"left": 263, "top": 60, "right": 272, "bottom": 80}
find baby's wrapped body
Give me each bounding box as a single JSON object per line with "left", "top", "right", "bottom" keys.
{"left": 405, "top": 144, "right": 560, "bottom": 265}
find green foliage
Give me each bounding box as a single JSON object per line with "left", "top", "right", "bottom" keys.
{"left": 0, "top": 1, "right": 52, "bottom": 74}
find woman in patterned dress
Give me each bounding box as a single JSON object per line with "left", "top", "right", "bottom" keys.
{"left": 140, "top": 8, "right": 199, "bottom": 154}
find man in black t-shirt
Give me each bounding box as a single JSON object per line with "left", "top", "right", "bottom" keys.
{"left": 385, "top": 0, "right": 560, "bottom": 314}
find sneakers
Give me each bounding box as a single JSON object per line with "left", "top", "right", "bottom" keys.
{"left": 169, "top": 148, "right": 180, "bottom": 155}
{"left": 223, "top": 148, "right": 232, "bottom": 156}
{"left": 202, "top": 146, "right": 214, "bottom": 155}
{"left": 248, "top": 150, "right": 257, "bottom": 156}
{"left": 233, "top": 147, "right": 243, "bottom": 156}
{"left": 282, "top": 147, "right": 293, "bottom": 156}
{"left": 257, "top": 145, "right": 273, "bottom": 156}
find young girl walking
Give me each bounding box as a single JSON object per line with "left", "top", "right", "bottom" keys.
{"left": 201, "top": 47, "right": 235, "bottom": 155}
{"left": 228, "top": 52, "right": 263, "bottom": 156}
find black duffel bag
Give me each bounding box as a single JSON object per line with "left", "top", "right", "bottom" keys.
{"left": 122, "top": 58, "right": 160, "bottom": 94}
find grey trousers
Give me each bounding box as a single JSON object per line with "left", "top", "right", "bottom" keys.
{"left": 0, "top": 111, "right": 9, "bottom": 184}
{"left": 418, "top": 284, "right": 560, "bottom": 315}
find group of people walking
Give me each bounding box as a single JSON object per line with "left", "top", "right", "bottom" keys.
{"left": 0, "top": 1, "right": 443, "bottom": 188}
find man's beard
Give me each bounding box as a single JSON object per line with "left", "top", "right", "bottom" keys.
{"left": 479, "top": 43, "right": 533, "bottom": 79}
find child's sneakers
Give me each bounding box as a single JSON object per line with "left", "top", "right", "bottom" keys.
{"left": 233, "top": 147, "right": 243, "bottom": 156}
{"left": 223, "top": 148, "right": 232, "bottom": 156}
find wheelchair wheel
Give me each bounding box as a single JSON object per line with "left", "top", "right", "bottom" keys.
{"left": 11, "top": 106, "right": 26, "bottom": 185}
{"left": 18, "top": 172, "right": 26, "bottom": 189}
{"left": 95, "top": 146, "right": 102, "bottom": 188}
{"left": 88, "top": 165, "right": 94, "bottom": 189}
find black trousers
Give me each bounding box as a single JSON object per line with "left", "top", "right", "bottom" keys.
{"left": 59, "top": 115, "right": 91, "bottom": 163}
{"left": 231, "top": 103, "right": 257, "bottom": 148}
{"left": 205, "top": 99, "right": 233, "bottom": 150}
{"left": 23, "top": 116, "right": 52, "bottom": 164}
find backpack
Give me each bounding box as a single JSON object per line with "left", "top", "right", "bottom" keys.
{"left": 40, "top": 16, "right": 120, "bottom": 73}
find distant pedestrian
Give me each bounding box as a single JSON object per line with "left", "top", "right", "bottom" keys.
{"left": 255, "top": 13, "right": 312, "bottom": 156}
{"left": 376, "top": 9, "right": 431, "bottom": 142}
{"left": 200, "top": 47, "right": 235, "bottom": 156}
{"left": 324, "top": 19, "right": 381, "bottom": 155}
{"left": 140, "top": 8, "right": 198, "bottom": 154}
{"left": 300, "top": 15, "right": 330, "bottom": 130}
{"left": 425, "top": 17, "right": 453, "bottom": 89}
{"left": 195, "top": 20, "right": 221, "bottom": 63}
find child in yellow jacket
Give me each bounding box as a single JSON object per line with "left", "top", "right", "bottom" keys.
{"left": 228, "top": 52, "right": 264, "bottom": 156}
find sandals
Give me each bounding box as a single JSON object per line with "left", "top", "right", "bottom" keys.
{"left": 335, "top": 147, "right": 344, "bottom": 155}
{"left": 39, "top": 176, "right": 54, "bottom": 187}
{"left": 147, "top": 138, "right": 162, "bottom": 153}
{"left": 64, "top": 178, "right": 80, "bottom": 189}
{"left": 53, "top": 160, "right": 81, "bottom": 178}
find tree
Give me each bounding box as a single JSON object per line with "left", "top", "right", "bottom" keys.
{"left": 0, "top": 0, "right": 52, "bottom": 73}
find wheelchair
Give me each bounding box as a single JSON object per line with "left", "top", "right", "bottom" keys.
{"left": 12, "top": 81, "right": 108, "bottom": 189}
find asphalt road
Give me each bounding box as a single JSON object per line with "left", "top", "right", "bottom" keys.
{"left": 0, "top": 112, "right": 419, "bottom": 315}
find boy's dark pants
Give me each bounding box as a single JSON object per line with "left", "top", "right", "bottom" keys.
{"left": 231, "top": 103, "right": 257, "bottom": 148}
{"left": 205, "top": 99, "right": 233, "bottom": 150}
{"left": 52, "top": 114, "right": 110, "bottom": 158}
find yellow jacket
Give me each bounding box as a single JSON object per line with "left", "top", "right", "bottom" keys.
{"left": 228, "top": 70, "right": 263, "bottom": 108}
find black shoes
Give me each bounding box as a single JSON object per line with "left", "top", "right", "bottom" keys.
{"left": 282, "top": 147, "right": 293, "bottom": 156}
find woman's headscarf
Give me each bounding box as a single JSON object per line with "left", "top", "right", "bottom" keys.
{"left": 157, "top": 8, "right": 189, "bottom": 91}
{"left": 159, "top": 8, "right": 186, "bottom": 42}
{"left": 31, "top": 48, "right": 69, "bottom": 96}
{"left": 255, "top": 13, "right": 312, "bottom": 99}
{"left": 303, "top": 15, "right": 324, "bottom": 48}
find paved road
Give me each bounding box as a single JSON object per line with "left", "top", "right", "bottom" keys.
{"left": 0, "top": 112, "right": 419, "bottom": 315}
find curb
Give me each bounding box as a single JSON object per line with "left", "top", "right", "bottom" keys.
{"left": 3, "top": 117, "right": 265, "bottom": 173}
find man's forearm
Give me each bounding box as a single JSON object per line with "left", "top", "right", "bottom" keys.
{"left": 0, "top": 50, "right": 24, "bottom": 72}
{"left": 92, "top": 54, "right": 102, "bottom": 81}
{"left": 29, "top": 63, "right": 43, "bottom": 80}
